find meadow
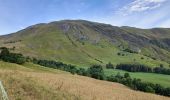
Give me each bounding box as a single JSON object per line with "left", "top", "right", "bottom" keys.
{"left": 76, "top": 63, "right": 170, "bottom": 88}
{"left": 105, "top": 69, "right": 170, "bottom": 87}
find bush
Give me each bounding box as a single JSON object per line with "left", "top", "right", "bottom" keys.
{"left": 117, "top": 52, "right": 121, "bottom": 56}
{"left": 141, "top": 57, "right": 144, "bottom": 59}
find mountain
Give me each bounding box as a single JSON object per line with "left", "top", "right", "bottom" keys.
{"left": 0, "top": 20, "right": 170, "bottom": 67}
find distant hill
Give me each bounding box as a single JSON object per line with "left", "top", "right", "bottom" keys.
{"left": 0, "top": 20, "right": 170, "bottom": 67}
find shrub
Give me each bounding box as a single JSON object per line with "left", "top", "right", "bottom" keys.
{"left": 117, "top": 52, "right": 121, "bottom": 56}
{"left": 141, "top": 57, "right": 144, "bottom": 59}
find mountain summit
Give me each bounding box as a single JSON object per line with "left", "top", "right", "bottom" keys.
{"left": 0, "top": 20, "right": 170, "bottom": 66}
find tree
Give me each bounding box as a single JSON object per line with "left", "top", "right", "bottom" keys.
{"left": 145, "top": 86, "right": 155, "bottom": 93}
{"left": 115, "top": 72, "right": 122, "bottom": 79}
{"left": 0, "top": 47, "right": 9, "bottom": 58}
{"left": 77, "top": 68, "right": 87, "bottom": 76}
{"left": 164, "top": 87, "right": 170, "bottom": 96}
{"left": 160, "top": 64, "right": 164, "bottom": 68}
{"left": 88, "top": 65, "right": 105, "bottom": 80}
{"left": 11, "top": 53, "right": 26, "bottom": 64}
{"left": 106, "top": 62, "right": 114, "bottom": 69}
{"left": 124, "top": 73, "right": 130, "bottom": 78}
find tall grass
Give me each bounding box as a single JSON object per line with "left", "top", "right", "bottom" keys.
{"left": 0, "top": 61, "right": 169, "bottom": 100}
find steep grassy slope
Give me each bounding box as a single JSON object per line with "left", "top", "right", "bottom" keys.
{"left": 0, "top": 61, "right": 169, "bottom": 100}
{"left": 0, "top": 20, "right": 170, "bottom": 67}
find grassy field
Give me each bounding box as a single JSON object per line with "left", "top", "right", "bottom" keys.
{"left": 105, "top": 69, "right": 170, "bottom": 87}
{"left": 0, "top": 61, "right": 169, "bottom": 100}
{"left": 75, "top": 65, "right": 170, "bottom": 87}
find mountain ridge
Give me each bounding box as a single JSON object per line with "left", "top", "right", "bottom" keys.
{"left": 0, "top": 20, "right": 170, "bottom": 66}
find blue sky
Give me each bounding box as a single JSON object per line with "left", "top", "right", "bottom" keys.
{"left": 0, "top": 0, "right": 170, "bottom": 35}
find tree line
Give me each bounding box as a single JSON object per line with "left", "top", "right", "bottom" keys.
{"left": 0, "top": 47, "right": 26, "bottom": 64}
{"left": 33, "top": 59, "right": 105, "bottom": 80}
{"left": 116, "top": 63, "right": 170, "bottom": 75}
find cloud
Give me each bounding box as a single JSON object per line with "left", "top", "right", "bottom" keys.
{"left": 118, "top": 0, "right": 167, "bottom": 15}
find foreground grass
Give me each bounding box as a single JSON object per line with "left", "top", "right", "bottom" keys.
{"left": 0, "top": 71, "right": 75, "bottom": 100}
{"left": 0, "top": 61, "right": 169, "bottom": 100}
{"left": 105, "top": 69, "right": 170, "bottom": 87}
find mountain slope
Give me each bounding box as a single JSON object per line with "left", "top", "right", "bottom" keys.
{"left": 0, "top": 61, "right": 169, "bottom": 100}
{"left": 0, "top": 20, "right": 170, "bottom": 67}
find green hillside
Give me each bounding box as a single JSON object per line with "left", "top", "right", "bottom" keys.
{"left": 0, "top": 20, "right": 170, "bottom": 67}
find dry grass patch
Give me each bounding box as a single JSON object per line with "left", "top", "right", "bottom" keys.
{"left": 0, "top": 70, "right": 79, "bottom": 100}
{"left": 0, "top": 62, "right": 169, "bottom": 100}
{"left": 16, "top": 70, "right": 170, "bottom": 100}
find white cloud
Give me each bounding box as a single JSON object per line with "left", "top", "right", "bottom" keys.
{"left": 119, "top": 0, "right": 167, "bottom": 15}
